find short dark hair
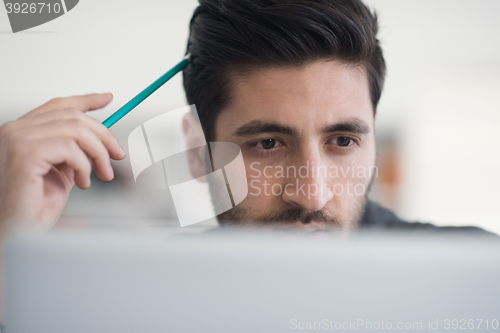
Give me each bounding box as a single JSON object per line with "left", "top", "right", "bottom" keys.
{"left": 183, "top": 0, "right": 386, "bottom": 142}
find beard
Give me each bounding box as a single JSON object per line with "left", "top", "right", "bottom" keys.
{"left": 216, "top": 194, "right": 367, "bottom": 230}
{"left": 212, "top": 175, "right": 373, "bottom": 231}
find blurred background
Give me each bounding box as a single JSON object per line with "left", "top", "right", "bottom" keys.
{"left": 0, "top": 0, "right": 499, "bottom": 234}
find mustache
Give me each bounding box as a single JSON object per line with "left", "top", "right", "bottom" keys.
{"left": 264, "top": 208, "right": 341, "bottom": 225}
{"left": 217, "top": 206, "right": 351, "bottom": 228}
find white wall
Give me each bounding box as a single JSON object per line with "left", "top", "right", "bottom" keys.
{"left": 363, "top": 0, "right": 500, "bottom": 233}
{"left": 0, "top": 0, "right": 198, "bottom": 119}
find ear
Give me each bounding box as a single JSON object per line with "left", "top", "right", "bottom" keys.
{"left": 182, "top": 112, "right": 209, "bottom": 182}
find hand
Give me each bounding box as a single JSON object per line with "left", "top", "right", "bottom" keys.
{"left": 0, "top": 93, "right": 126, "bottom": 229}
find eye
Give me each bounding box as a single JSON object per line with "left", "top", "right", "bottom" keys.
{"left": 328, "top": 136, "right": 357, "bottom": 148}
{"left": 336, "top": 137, "right": 353, "bottom": 147}
{"left": 256, "top": 139, "right": 279, "bottom": 150}
{"left": 248, "top": 138, "right": 285, "bottom": 156}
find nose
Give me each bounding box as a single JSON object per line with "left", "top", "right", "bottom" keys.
{"left": 281, "top": 153, "right": 334, "bottom": 212}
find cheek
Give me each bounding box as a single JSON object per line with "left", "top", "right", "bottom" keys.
{"left": 245, "top": 161, "right": 286, "bottom": 198}
{"left": 325, "top": 142, "right": 376, "bottom": 199}
{"left": 334, "top": 168, "right": 375, "bottom": 204}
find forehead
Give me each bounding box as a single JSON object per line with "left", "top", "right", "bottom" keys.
{"left": 216, "top": 60, "right": 373, "bottom": 136}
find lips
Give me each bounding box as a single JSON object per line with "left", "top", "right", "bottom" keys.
{"left": 276, "top": 221, "right": 327, "bottom": 232}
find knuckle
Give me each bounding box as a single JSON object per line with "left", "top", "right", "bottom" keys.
{"left": 101, "top": 127, "right": 119, "bottom": 146}
{"left": 101, "top": 129, "right": 115, "bottom": 145}
{"left": 62, "top": 138, "right": 76, "bottom": 150}
{"left": 0, "top": 121, "right": 14, "bottom": 141}
{"left": 66, "top": 141, "right": 89, "bottom": 168}
{"left": 54, "top": 108, "right": 80, "bottom": 119}
{"left": 2, "top": 131, "right": 30, "bottom": 160}
{"left": 87, "top": 116, "right": 110, "bottom": 136}
{"left": 48, "top": 97, "right": 63, "bottom": 109}
{"left": 66, "top": 107, "right": 82, "bottom": 116}
{"left": 104, "top": 127, "right": 116, "bottom": 139}
{"left": 68, "top": 142, "right": 90, "bottom": 173}
{"left": 55, "top": 138, "right": 72, "bottom": 155}
{"left": 90, "top": 143, "right": 109, "bottom": 163}
{"left": 81, "top": 116, "right": 116, "bottom": 147}
{"left": 66, "top": 118, "right": 86, "bottom": 131}
{"left": 96, "top": 150, "right": 110, "bottom": 163}
{"left": 96, "top": 140, "right": 109, "bottom": 153}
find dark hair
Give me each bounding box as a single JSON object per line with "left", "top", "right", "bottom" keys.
{"left": 183, "top": 0, "right": 386, "bottom": 142}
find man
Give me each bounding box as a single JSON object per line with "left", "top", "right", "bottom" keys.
{"left": 0, "top": 0, "right": 494, "bottom": 236}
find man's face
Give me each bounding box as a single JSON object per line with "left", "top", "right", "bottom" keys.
{"left": 213, "top": 60, "right": 376, "bottom": 231}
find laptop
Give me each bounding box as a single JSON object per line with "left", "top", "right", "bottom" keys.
{"left": 4, "top": 228, "right": 500, "bottom": 332}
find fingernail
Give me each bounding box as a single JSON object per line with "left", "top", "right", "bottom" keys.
{"left": 119, "top": 145, "right": 126, "bottom": 157}
{"left": 102, "top": 92, "right": 113, "bottom": 99}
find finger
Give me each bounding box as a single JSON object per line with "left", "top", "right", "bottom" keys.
{"left": 17, "top": 108, "right": 126, "bottom": 161}
{"left": 34, "top": 120, "right": 115, "bottom": 182}
{"left": 29, "top": 93, "right": 114, "bottom": 115}
{"left": 56, "top": 140, "right": 92, "bottom": 190}
{"left": 0, "top": 137, "right": 92, "bottom": 223}
{"left": 9, "top": 120, "right": 115, "bottom": 182}
{"left": 79, "top": 113, "right": 126, "bottom": 161}
{"left": 35, "top": 138, "right": 93, "bottom": 189}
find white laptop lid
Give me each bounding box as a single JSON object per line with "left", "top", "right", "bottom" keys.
{"left": 4, "top": 229, "right": 500, "bottom": 333}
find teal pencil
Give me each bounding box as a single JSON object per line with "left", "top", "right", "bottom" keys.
{"left": 102, "top": 54, "right": 191, "bottom": 128}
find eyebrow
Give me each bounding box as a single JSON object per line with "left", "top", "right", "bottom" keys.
{"left": 234, "top": 120, "right": 299, "bottom": 137}
{"left": 234, "top": 119, "right": 370, "bottom": 137}
{"left": 322, "top": 119, "right": 370, "bottom": 135}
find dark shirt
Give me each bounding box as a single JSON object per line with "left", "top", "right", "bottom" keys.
{"left": 360, "top": 200, "right": 498, "bottom": 238}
